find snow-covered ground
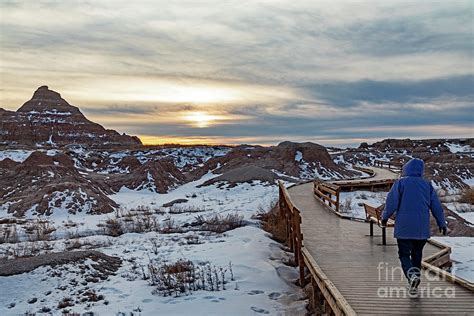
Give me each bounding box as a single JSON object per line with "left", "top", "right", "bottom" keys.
{"left": 338, "top": 191, "right": 388, "bottom": 220}
{"left": 444, "top": 202, "right": 474, "bottom": 225}
{"left": 432, "top": 236, "right": 474, "bottom": 283}
{"left": 444, "top": 142, "right": 473, "bottom": 154}
{"left": 1, "top": 146, "right": 472, "bottom": 314}
{"left": 0, "top": 227, "right": 307, "bottom": 315}
{"left": 0, "top": 150, "right": 33, "bottom": 162}
{"left": 0, "top": 173, "right": 307, "bottom": 315}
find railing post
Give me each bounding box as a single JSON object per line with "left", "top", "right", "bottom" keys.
{"left": 292, "top": 211, "right": 297, "bottom": 263}
{"left": 296, "top": 212, "right": 305, "bottom": 286}
{"left": 287, "top": 210, "right": 292, "bottom": 250}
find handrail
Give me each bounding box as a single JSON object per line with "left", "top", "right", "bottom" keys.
{"left": 279, "top": 181, "right": 356, "bottom": 315}
{"left": 302, "top": 248, "right": 357, "bottom": 316}
{"left": 278, "top": 181, "right": 305, "bottom": 285}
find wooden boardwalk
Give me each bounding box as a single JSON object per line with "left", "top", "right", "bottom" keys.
{"left": 284, "top": 168, "right": 473, "bottom": 315}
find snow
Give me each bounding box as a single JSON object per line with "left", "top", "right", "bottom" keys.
{"left": 463, "top": 178, "right": 474, "bottom": 187}
{"left": 0, "top": 172, "right": 306, "bottom": 315}
{"left": 444, "top": 202, "right": 474, "bottom": 225}
{"left": 0, "top": 227, "right": 306, "bottom": 315}
{"left": 338, "top": 191, "right": 387, "bottom": 219}
{"left": 444, "top": 142, "right": 473, "bottom": 153}
{"left": 333, "top": 154, "right": 344, "bottom": 164}
{"left": 298, "top": 159, "right": 342, "bottom": 180}
{"left": 1, "top": 144, "right": 473, "bottom": 314}
{"left": 432, "top": 237, "right": 474, "bottom": 283}
{"left": 109, "top": 172, "right": 277, "bottom": 222}
{"left": 294, "top": 151, "right": 303, "bottom": 162}
{"left": 46, "top": 134, "right": 56, "bottom": 146}
{"left": 0, "top": 150, "right": 33, "bottom": 162}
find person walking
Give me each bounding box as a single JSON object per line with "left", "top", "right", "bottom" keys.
{"left": 381, "top": 158, "right": 447, "bottom": 295}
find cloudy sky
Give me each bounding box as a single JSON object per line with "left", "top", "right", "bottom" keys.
{"left": 1, "top": 0, "right": 473, "bottom": 146}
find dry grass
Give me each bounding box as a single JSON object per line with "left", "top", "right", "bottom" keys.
{"left": 147, "top": 259, "right": 233, "bottom": 297}
{"left": 339, "top": 197, "right": 353, "bottom": 213}
{"left": 9, "top": 241, "right": 52, "bottom": 258}
{"left": 193, "top": 212, "right": 244, "bottom": 233}
{"left": 0, "top": 224, "right": 19, "bottom": 244}
{"left": 24, "top": 220, "right": 56, "bottom": 241}
{"left": 100, "top": 211, "right": 160, "bottom": 236}
{"left": 459, "top": 187, "right": 474, "bottom": 204}
{"left": 169, "top": 205, "right": 208, "bottom": 214}
{"left": 159, "top": 217, "right": 184, "bottom": 234}
{"left": 258, "top": 204, "right": 287, "bottom": 243}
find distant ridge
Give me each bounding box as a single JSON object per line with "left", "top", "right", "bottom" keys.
{"left": 0, "top": 86, "right": 142, "bottom": 147}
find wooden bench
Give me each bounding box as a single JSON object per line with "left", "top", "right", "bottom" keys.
{"left": 363, "top": 203, "right": 395, "bottom": 245}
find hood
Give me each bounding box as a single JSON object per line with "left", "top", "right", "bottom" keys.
{"left": 402, "top": 158, "right": 424, "bottom": 177}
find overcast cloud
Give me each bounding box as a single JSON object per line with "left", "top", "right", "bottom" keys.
{"left": 1, "top": 0, "right": 473, "bottom": 146}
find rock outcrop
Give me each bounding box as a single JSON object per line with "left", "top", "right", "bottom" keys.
{"left": 0, "top": 86, "right": 142, "bottom": 147}
{"left": 197, "top": 141, "right": 356, "bottom": 181}
{"left": 344, "top": 138, "right": 474, "bottom": 191}
{"left": 106, "top": 159, "right": 187, "bottom": 193}
{"left": 0, "top": 151, "right": 119, "bottom": 217}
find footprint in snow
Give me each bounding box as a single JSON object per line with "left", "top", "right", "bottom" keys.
{"left": 248, "top": 290, "right": 264, "bottom": 295}
{"left": 184, "top": 297, "right": 196, "bottom": 301}
{"left": 250, "top": 307, "right": 270, "bottom": 314}
{"left": 164, "top": 298, "right": 179, "bottom": 304}
{"left": 141, "top": 299, "right": 153, "bottom": 303}
{"left": 268, "top": 292, "right": 281, "bottom": 300}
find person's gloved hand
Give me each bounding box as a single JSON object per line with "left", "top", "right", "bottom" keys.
{"left": 381, "top": 219, "right": 388, "bottom": 227}
{"left": 439, "top": 227, "right": 447, "bottom": 236}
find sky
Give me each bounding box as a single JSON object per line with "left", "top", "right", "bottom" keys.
{"left": 1, "top": 0, "right": 473, "bottom": 146}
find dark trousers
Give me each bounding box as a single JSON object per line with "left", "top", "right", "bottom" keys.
{"left": 397, "top": 239, "right": 427, "bottom": 280}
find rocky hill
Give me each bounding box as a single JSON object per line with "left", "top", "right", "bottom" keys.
{"left": 0, "top": 86, "right": 141, "bottom": 147}
{"left": 0, "top": 151, "right": 119, "bottom": 217}
{"left": 336, "top": 138, "right": 474, "bottom": 192}
{"left": 196, "top": 141, "right": 358, "bottom": 184}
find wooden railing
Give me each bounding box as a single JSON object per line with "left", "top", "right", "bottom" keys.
{"left": 279, "top": 181, "right": 356, "bottom": 316}
{"left": 313, "top": 181, "right": 341, "bottom": 213}
{"left": 352, "top": 166, "right": 375, "bottom": 177}
{"left": 278, "top": 182, "right": 304, "bottom": 285}
{"left": 334, "top": 179, "right": 395, "bottom": 192}
{"left": 374, "top": 159, "right": 402, "bottom": 171}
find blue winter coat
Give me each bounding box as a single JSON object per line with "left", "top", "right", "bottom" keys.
{"left": 382, "top": 158, "right": 446, "bottom": 240}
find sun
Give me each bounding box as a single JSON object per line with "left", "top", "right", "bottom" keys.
{"left": 183, "top": 111, "right": 220, "bottom": 128}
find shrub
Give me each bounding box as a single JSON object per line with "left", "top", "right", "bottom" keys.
{"left": 159, "top": 217, "right": 183, "bottom": 234}
{"left": 57, "top": 297, "right": 74, "bottom": 309}
{"left": 340, "top": 197, "right": 353, "bottom": 213}
{"left": 147, "top": 259, "right": 233, "bottom": 297}
{"left": 24, "top": 220, "right": 56, "bottom": 242}
{"left": 169, "top": 205, "right": 208, "bottom": 214}
{"left": 258, "top": 204, "right": 287, "bottom": 243}
{"left": 194, "top": 213, "right": 244, "bottom": 233}
{"left": 0, "top": 224, "right": 19, "bottom": 244}
{"left": 65, "top": 238, "right": 83, "bottom": 250}
{"left": 104, "top": 218, "right": 124, "bottom": 237}
{"left": 102, "top": 211, "right": 160, "bottom": 236}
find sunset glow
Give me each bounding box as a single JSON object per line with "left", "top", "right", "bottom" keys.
{"left": 1, "top": 1, "right": 472, "bottom": 145}
{"left": 183, "top": 111, "right": 221, "bottom": 128}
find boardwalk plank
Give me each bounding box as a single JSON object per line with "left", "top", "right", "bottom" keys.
{"left": 287, "top": 169, "right": 474, "bottom": 315}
